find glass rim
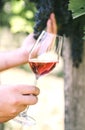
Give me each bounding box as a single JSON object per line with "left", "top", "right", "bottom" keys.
{"left": 41, "top": 30, "right": 63, "bottom": 38}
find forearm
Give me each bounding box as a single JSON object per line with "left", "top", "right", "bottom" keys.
{"left": 0, "top": 48, "right": 28, "bottom": 71}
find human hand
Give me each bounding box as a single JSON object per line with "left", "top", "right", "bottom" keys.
{"left": 0, "top": 85, "right": 40, "bottom": 123}
{"left": 20, "top": 13, "right": 57, "bottom": 63}
{"left": 47, "top": 13, "right": 57, "bottom": 34}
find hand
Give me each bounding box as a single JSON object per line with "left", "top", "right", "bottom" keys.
{"left": 21, "top": 33, "right": 36, "bottom": 62}
{"left": 20, "top": 13, "right": 57, "bottom": 63}
{"left": 0, "top": 85, "right": 40, "bottom": 122}
{"left": 47, "top": 13, "right": 57, "bottom": 34}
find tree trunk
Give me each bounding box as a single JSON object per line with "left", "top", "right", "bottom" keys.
{"left": 63, "top": 36, "right": 85, "bottom": 130}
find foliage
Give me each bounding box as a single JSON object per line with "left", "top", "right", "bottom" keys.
{"left": 29, "top": 0, "right": 85, "bottom": 68}
{"left": 0, "top": 0, "right": 85, "bottom": 35}
{"left": 0, "top": 0, "right": 36, "bottom": 33}
{"left": 69, "top": 0, "right": 85, "bottom": 40}
{"left": 69, "top": 0, "right": 85, "bottom": 19}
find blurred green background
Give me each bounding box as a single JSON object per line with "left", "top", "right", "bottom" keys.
{"left": 0, "top": 0, "right": 36, "bottom": 33}
{"left": 0, "top": 0, "right": 35, "bottom": 72}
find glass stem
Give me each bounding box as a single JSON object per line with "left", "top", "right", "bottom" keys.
{"left": 34, "top": 75, "right": 39, "bottom": 85}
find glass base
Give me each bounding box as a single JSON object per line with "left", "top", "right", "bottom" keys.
{"left": 13, "top": 115, "right": 36, "bottom": 126}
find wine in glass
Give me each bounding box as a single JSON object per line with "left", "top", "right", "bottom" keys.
{"left": 29, "top": 31, "right": 63, "bottom": 81}
{"left": 13, "top": 30, "right": 63, "bottom": 126}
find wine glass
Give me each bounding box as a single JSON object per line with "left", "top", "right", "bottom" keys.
{"left": 29, "top": 30, "right": 63, "bottom": 81}
{"left": 13, "top": 30, "right": 63, "bottom": 126}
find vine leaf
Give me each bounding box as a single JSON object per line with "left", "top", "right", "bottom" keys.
{"left": 69, "top": 0, "right": 85, "bottom": 19}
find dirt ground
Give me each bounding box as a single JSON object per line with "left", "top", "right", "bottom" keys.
{"left": 1, "top": 67, "right": 64, "bottom": 130}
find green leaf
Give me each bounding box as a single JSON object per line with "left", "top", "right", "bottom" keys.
{"left": 69, "top": 0, "right": 85, "bottom": 19}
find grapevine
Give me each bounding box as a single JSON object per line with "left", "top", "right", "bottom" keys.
{"left": 29, "top": 0, "right": 84, "bottom": 68}
{"left": 71, "top": 16, "right": 84, "bottom": 67}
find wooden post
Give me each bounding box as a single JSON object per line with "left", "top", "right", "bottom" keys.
{"left": 63, "top": 36, "right": 85, "bottom": 130}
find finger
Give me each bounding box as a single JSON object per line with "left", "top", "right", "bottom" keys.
{"left": 0, "top": 115, "right": 18, "bottom": 122}
{"left": 0, "top": 117, "right": 13, "bottom": 123}
{"left": 20, "top": 95, "right": 38, "bottom": 105}
{"left": 11, "top": 105, "right": 27, "bottom": 116}
{"left": 50, "top": 13, "right": 57, "bottom": 34}
{"left": 46, "top": 19, "right": 52, "bottom": 33}
{"left": 14, "top": 85, "right": 40, "bottom": 96}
